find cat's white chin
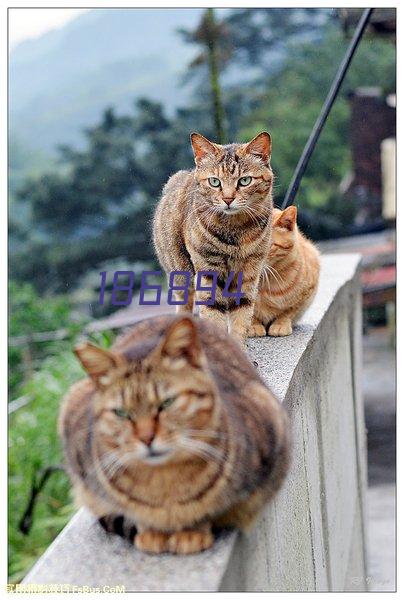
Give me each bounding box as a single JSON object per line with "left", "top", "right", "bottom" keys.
{"left": 141, "top": 452, "right": 172, "bottom": 465}
{"left": 221, "top": 207, "right": 241, "bottom": 215}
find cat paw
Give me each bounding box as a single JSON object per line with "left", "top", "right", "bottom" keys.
{"left": 268, "top": 320, "right": 292, "bottom": 337}
{"left": 167, "top": 530, "right": 214, "bottom": 554}
{"left": 134, "top": 531, "right": 169, "bottom": 554}
{"left": 248, "top": 322, "right": 267, "bottom": 337}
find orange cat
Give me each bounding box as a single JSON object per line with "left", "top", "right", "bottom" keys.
{"left": 59, "top": 315, "right": 289, "bottom": 555}
{"left": 249, "top": 206, "right": 320, "bottom": 337}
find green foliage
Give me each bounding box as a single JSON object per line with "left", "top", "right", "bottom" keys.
{"left": 17, "top": 108, "right": 142, "bottom": 237}
{"left": 11, "top": 12, "right": 395, "bottom": 295}
{"left": 11, "top": 97, "right": 214, "bottom": 293}
{"left": 9, "top": 281, "right": 84, "bottom": 398}
{"left": 224, "top": 7, "right": 333, "bottom": 71}
{"left": 239, "top": 31, "right": 395, "bottom": 221}
{"left": 8, "top": 320, "right": 116, "bottom": 581}
{"left": 8, "top": 350, "right": 80, "bottom": 582}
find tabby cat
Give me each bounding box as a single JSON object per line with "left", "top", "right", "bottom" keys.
{"left": 59, "top": 315, "right": 289, "bottom": 555}
{"left": 153, "top": 132, "right": 273, "bottom": 342}
{"left": 249, "top": 206, "right": 320, "bottom": 338}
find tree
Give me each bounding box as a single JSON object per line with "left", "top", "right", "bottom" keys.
{"left": 12, "top": 99, "right": 201, "bottom": 292}
{"left": 179, "top": 8, "right": 231, "bottom": 142}
{"left": 237, "top": 29, "right": 395, "bottom": 237}
{"left": 11, "top": 8, "right": 396, "bottom": 292}
{"left": 224, "top": 8, "right": 334, "bottom": 73}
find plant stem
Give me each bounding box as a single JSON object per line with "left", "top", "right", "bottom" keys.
{"left": 206, "top": 8, "right": 225, "bottom": 143}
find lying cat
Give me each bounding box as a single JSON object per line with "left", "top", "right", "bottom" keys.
{"left": 249, "top": 206, "right": 320, "bottom": 337}
{"left": 153, "top": 132, "right": 273, "bottom": 342}
{"left": 59, "top": 315, "right": 289, "bottom": 554}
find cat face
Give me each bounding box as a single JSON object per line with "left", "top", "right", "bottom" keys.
{"left": 191, "top": 132, "right": 273, "bottom": 216}
{"left": 74, "top": 318, "right": 220, "bottom": 470}
{"left": 269, "top": 206, "right": 297, "bottom": 264}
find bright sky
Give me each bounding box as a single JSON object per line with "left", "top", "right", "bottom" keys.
{"left": 9, "top": 8, "right": 90, "bottom": 49}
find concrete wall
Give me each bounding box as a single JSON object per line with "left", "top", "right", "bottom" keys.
{"left": 221, "top": 254, "right": 367, "bottom": 591}
{"left": 381, "top": 137, "right": 396, "bottom": 220}
{"left": 23, "top": 254, "right": 367, "bottom": 592}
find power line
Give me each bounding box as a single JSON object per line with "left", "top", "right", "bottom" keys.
{"left": 282, "top": 8, "right": 373, "bottom": 209}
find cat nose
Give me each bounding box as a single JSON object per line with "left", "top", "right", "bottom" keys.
{"left": 223, "top": 197, "right": 235, "bottom": 206}
{"left": 136, "top": 417, "right": 156, "bottom": 447}
{"left": 141, "top": 432, "right": 155, "bottom": 447}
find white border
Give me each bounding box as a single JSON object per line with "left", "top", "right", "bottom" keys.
{"left": 3, "top": 2, "right": 399, "bottom": 598}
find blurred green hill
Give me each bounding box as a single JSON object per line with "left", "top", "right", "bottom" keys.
{"left": 9, "top": 9, "right": 201, "bottom": 156}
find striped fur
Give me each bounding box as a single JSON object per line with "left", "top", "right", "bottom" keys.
{"left": 249, "top": 206, "right": 320, "bottom": 337}
{"left": 59, "top": 315, "right": 289, "bottom": 554}
{"left": 153, "top": 132, "right": 274, "bottom": 342}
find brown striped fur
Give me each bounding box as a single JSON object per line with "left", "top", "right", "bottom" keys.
{"left": 59, "top": 315, "right": 289, "bottom": 554}
{"left": 153, "top": 132, "right": 273, "bottom": 342}
{"left": 249, "top": 206, "right": 320, "bottom": 337}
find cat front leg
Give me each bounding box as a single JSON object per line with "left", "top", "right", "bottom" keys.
{"left": 247, "top": 316, "right": 267, "bottom": 338}
{"left": 135, "top": 523, "right": 214, "bottom": 555}
{"left": 198, "top": 303, "right": 229, "bottom": 333}
{"left": 228, "top": 266, "right": 262, "bottom": 342}
{"left": 229, "top": 298, "right": 255, "bottom": 342}
{"left": 167, "top": 270, "right": 195, "bottom": 314}
{"left": 268, "top": 304, "right": 302, "bottom": 336}
{"left": 174, "top": 287, "right": 195, "bottom": 314}
{"left": 268, "top": 304, "right": 304, "bottom": 336}
{"left": 167, "top": 522, "right": 214, "bottom": 554}
{"left": 195, "top": 266, "right": 260, "bottom": 342}
{"left": 268, "top": 317, "right": 293, "bottom": 337}
{"left": 134, "top": 529, "right": 171, "bottom": 554}
{"left": 195, "top": 270, "right": 229, "bottom": 332}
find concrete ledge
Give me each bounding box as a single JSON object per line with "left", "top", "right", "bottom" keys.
{"left": 24, "top": 509, "right": 237, "bottom": 592}
{"left": 24, "top": 253, "right": 367, "bottom": 592}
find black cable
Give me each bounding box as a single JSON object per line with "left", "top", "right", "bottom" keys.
{"left": 19, "top": 464, "right": 65, "bottom": 535}
{"left": 281, "top": 8, "right": 373, "bottom": 209}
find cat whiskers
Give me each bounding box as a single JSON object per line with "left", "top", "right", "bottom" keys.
{"left": 183, "top": 428, "right": 226, "bottom": 441}
{"left": 260, "top": 266, "right": 271, "bottom": 292}
{"left": 205, "top": 206, "right": 221, "bottom": 231}
{"left": 245, "top": 204, "right": 271, "bottom": 225}
{"left": 177, "top": 436, "right": 225, "bottom": 465}
{"left": 187, "top": 202, "right": 209, "bottom": 219}
{"left": 188, "top": 204, "right": 218, "bottom": 228}
{"left": 262, "top": 264, "right": 285, "bottom": 288}
{"left": 93, "top": 428, "right": 227, "bottom": 481}
{"left": 98, "top": 452, "right": 128, "bottom": 480}
{"left": 243, "top": 206, "right": 262, "bottom": 229}
{"left": 98, "top": 449, "right": 140, "bottom": 480}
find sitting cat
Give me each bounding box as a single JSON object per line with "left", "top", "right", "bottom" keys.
{"left": 249, "top": 206, "right": 320, "bottom": 338}
{"left": 59, "top": 315, "right": 289, "bottom": 555}
{"left": 153, "top": 132, "right": 273, "bottom": 342}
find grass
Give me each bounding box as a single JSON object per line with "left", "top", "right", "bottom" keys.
{"left": 8, "top": 330, "right": 115, "bottom": 582}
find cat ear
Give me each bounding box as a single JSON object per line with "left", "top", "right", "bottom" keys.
{"left": 74, "top": 342, "right": 124, "bottom": 383}
{"left": 244, "top": 131, "right": 271, "bottom": 164}
{"left": 190, "top": 132, "right": 220, "bottom": 163}
{"left": 275, "top": 206, "right": 297, "bottom": 231}
{"left": 160, "top": 317, "right": 203, "bottom": 368}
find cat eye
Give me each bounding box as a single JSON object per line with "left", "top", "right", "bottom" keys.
{"left": 208, "top": 177, "right": 221, "bottom": 188}
{"left": 112, "top": 408, "right": 131, "bottom": 419}
{"left": 238, "top": 176, "right": 252, "bottom": 187}
{"left": 160, "top": 397, "right": 176, "bottom": 411}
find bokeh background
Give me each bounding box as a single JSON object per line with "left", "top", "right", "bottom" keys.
{"left": 8, "top": 8, "right": 396, "bottom": 586}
